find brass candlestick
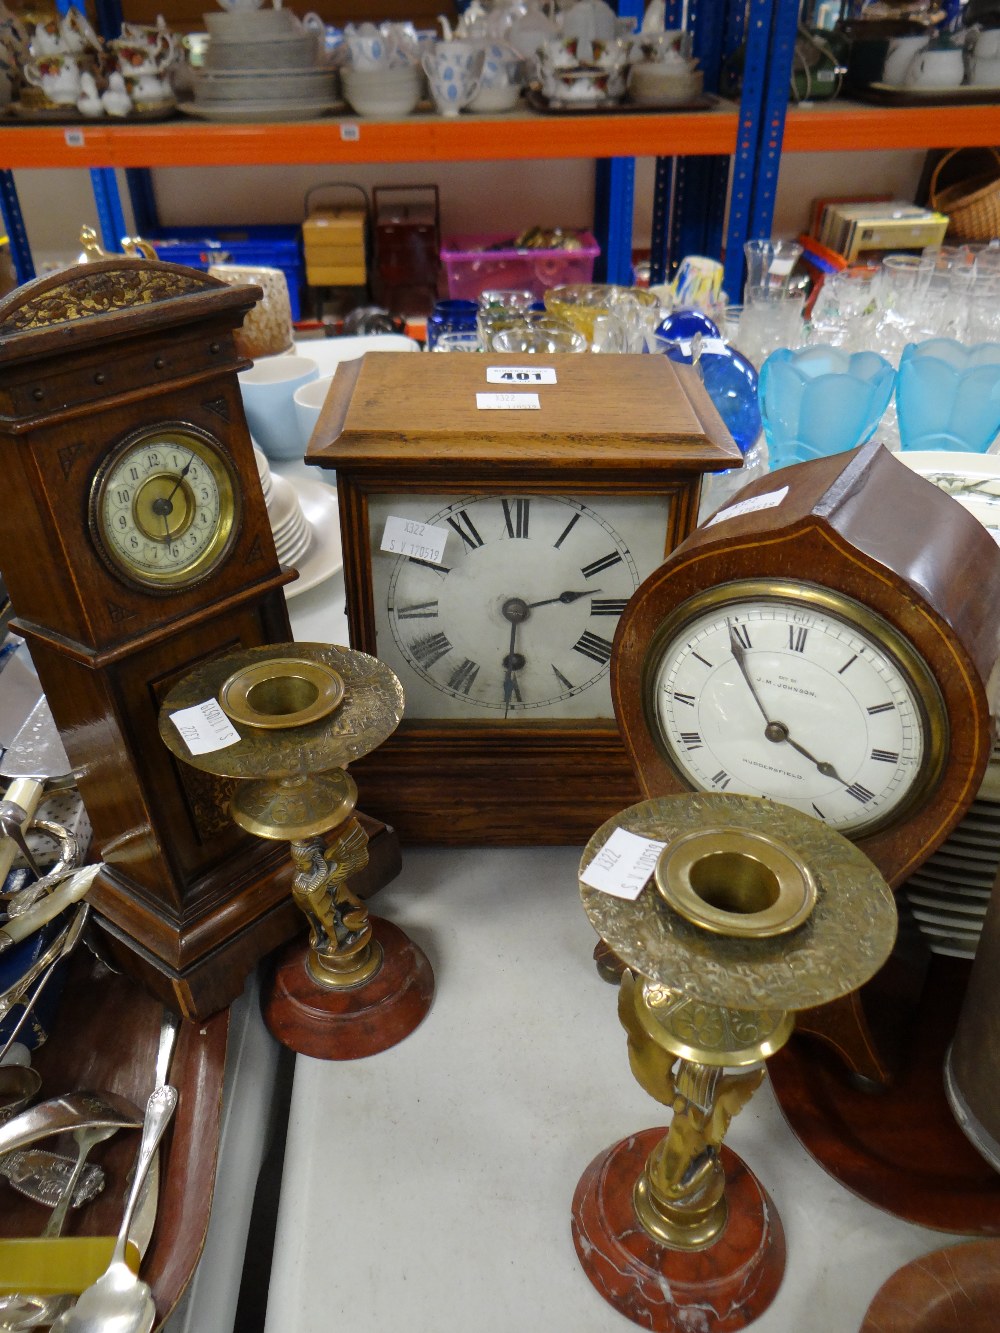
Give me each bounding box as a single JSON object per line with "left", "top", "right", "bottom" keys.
{"left": 159, "top": 642, "right": 433, "bottom": 1059}
{"left": 573, "top": 793, "right": 897, "bottom": 1332}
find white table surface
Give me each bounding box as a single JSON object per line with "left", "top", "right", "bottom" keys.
{"left": 160, "top": 455, "right": 974, "bottom": 1333}
{"left": 261, "top": 846, "right": 963, "bottom": 1333}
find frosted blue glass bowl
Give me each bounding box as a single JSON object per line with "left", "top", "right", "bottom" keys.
{"left": 897, "top": 338, "right": 1000, "bottom": 453}
{"left": 759, "top": 345, "right": 895, "bottom": 471}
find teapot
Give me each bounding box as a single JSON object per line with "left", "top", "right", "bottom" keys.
{"left": 23, "top": 51, "right": 81, "bottom": 105}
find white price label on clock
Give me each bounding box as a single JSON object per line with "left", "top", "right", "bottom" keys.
{"left": 580, "top": 828, "right": 667, "bottom": 900}
{"left": 706, "top": 485, "right": 788, "bottom": 527}
{"left": 170, "top": 699, "right": 241, "bottom": 755}
{"left": 381, "top": 515, "right": 449, "bottom": 564}
{"left": 485, "top": 366, "right": 557, "bottom": 385}
{"left": 476, "top": 392, "right": 541, "bottom": 410}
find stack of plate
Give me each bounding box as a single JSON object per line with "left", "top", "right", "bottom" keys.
{"left": 181, "top": 7, "right": 338, "bottom": 121}
{"left": 901, "top": 780, "right": 1000, "bottom": 960}
{"left": 897, "top": 449, "right": 1000, "bottom": 959}
{"left": 254, "top": 446, "right": 311, "bottom": 567}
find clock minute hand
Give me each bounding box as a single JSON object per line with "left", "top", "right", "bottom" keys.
{"left": 727, "top": 625, "right": 773, "bottom": 727}
{"left": 502, "top": 619, "right": 519, "bottom": 718}
{"left": 526, "top": 589, "right": 597, "bottom": 609}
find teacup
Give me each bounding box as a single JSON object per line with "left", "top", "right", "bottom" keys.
{"left": 118, "top": 21, "right": 176, "bottom": 67}
{"left": 468, "top": 39, "right": 522, "bottom": 110}
{"left": 905, "top": 43, "right": 964, "bottom": 89}
{"left": 111, "top": 37, "right": 173, "bottom": 76}
{"left": 23, "top": 52, "right": 81, "bottom": 105}
{"left": 972, "top": 54, "right": 1000, "bottom": 86}
{"left": 344, "top": 21, "right": 395, "bottom": 70}
{"left": 421, "top": 42, "right": 485, "bottom": 116}
{"left": 881, "top": 33, "right": 928, "bottom": 86}
{"left": 238, "top": 355, "right": 319, "bottom": 461}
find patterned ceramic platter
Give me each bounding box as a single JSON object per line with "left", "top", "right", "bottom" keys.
{"left": 896, "top": 450, "right": 1000, "bottom": 543}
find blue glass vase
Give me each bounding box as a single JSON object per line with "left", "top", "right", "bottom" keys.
{"left": 897, "top": 339, "right": 1000, "bottom": 453}
{"left": 759, "top": 345, "right": 895, "bottom": 471}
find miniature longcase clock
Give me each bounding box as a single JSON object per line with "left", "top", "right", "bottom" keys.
{"left": 306, "top": 350, "right": 741, "bottom": 844}
{"left": 0, "top": 256, "right": 303, "bottom": 1019}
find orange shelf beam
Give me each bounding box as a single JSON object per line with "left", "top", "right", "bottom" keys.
{"left": 0, "top": 104, "right": 741, "bottom": 170}
{"left": 784, "top": 99, "right": 1000, "bottom": 152}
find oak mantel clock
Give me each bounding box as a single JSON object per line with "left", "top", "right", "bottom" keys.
{"left": 0, "top": 257, "right": 305, "bottom": 1019}
{"left": 610, "top": 441, "right": 1000, "bottom": 1081}
{"left": 307, "top": 350, "right": 741, "bottom": 845}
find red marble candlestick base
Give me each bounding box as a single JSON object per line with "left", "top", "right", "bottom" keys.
{"left": 262, "top": 915, "right": 433, "bottom": 1059}
{"left": 572, "top": 1127, "right": 785, "bottom": 1332}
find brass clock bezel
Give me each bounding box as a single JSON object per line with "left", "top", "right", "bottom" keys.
{"left": 639, "top": 577, "right": 950, "bottom": 839}
{"left": 89, "top": 421, "right": 240, "bottom": 594}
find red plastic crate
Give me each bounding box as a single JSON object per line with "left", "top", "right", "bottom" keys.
{"left": 440, "top": 231, "right": 600, "bottom": 301}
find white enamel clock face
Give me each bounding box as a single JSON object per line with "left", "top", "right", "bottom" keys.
{"left": 646, "top": 581, "right": 945, "bottom": 835}
{"left": 368, "top": 492, "right": 670, "bottom": 719}
{"left": 91, "top": 426, "right": 238, "bottom": 589}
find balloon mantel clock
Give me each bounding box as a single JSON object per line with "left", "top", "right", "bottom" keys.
{"left": 610, "top": 440, "right": 1000, "bottom": 1084}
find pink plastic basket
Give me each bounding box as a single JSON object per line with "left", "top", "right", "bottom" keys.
{"left": 440, "top": 231, "right": 600, "bottom": 300}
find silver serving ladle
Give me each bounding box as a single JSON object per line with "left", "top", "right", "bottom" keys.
{"left": 50, "top": 1084, "right": 177, "bottom": 1333}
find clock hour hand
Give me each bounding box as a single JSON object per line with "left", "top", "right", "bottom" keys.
{"left": 727, "top": 624, "right": 773, "bottom": 727}
{"left": 526, "top": 589, "right": 597, "bottom": 609}
{"left": 775, "top": 730, "right": 849, "bottom": 786}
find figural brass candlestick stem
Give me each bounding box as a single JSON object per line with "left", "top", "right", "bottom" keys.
{"left": 159, "top": 642, "right": 433, "bottom": 1059}
{"left": 573, "top": 793, "right": 897, "bottom": 1333}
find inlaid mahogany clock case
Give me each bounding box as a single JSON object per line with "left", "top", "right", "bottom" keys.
{"left": 613, "top": 442, "right": 1000, "bottom": 891}
{"left": 0, "top": 258, "right": 311, "bottom": 1018}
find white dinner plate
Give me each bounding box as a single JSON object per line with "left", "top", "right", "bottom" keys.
{"left": 178, "top": 98, "right": 342, "bottom": 122}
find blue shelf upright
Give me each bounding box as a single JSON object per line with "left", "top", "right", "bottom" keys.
{"left": 593, "top": 0, "right": 645, "bottom": 284}
{"left": 722, "top": 0, "right": 800, "bottom": 301}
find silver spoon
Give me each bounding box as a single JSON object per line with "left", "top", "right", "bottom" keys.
{"left": 50, "top": 1084, "right": 177, "bottom": 1333}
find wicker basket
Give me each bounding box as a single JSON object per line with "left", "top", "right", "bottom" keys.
{"left": 929, "top": 147, "right": 1000, "bottom": 242}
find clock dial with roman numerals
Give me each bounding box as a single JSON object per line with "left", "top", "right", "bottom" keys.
{"left": 644, "top": 579, "right": 946, "bottom": 835}
{"left": 369, "top": 493, "right": 668, "bottom": 720}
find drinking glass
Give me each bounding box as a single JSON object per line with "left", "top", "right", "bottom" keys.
{"left": 431, "top": 331, "right": 481, "bottom": 351}
{"left": 491, "top": 323, "right": 587, "bottom": 354}
{"left": 742, "top": 238, "right": 803, "bottom": 303}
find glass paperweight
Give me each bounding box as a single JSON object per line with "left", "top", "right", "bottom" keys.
{"left": 896, "top": 338, "right": 1000, "bottom": 453}
{"left": 759, "top": 344, "right": 895, "bottom": 471}
{"left": 657, "top": 330, "right": 762, "bottom": 456}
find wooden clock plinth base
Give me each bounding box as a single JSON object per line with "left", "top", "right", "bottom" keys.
{"left": 571, "top": 1128, "right": 786, "bottom": 1332}
{"left": 769, "top": 956, "right": 1000, "bottom": 1234}
{"left": 262, "top": 916, "right": 433, "bottom": 1060}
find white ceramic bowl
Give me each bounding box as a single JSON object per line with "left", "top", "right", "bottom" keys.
{"left": 342, "top": 65, "right": 422, "bottom": 116}
{"left": 467, "top": 82, "right": 520, "bottom": 112}
{"left": 204, "top": 9, "right": 300, "bottom": 39}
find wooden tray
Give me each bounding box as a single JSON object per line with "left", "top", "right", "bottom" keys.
{"left": 861, "top": 1238, "right": 1000, "bottom": 1331}
{"left": 769, "top": 955, "right": 1000, "bottom": 1234}
{"left": 0, "top": 948, "right": 229, "bottom": 1326}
